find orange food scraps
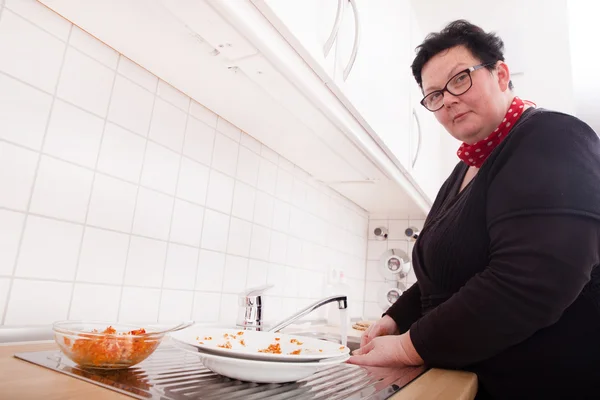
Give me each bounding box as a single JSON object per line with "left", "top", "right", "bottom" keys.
{"left": 218, "top": 341, "right": 232, "bottom": 349}
{"left": 237, "top": 331, "right": 244, "bottom": 336}
{"left": 289, "top": 349, "right": 302, "bottom": 355}
{"left": 258, "top": 343, "right": 282, "bottom": 354}
{"left": 204, "top": 336, "right": 212, "bottom": 340}
{"left": 275, "top": 337, "right": 280, "bottom": 341}
{"left": 198, "top": 341, "right": 204, "bottom": 345}
{"left": 290, "top": 339, "right": 303, "bottom": 345}
{"left": 339, "top": 346, "right": 345, "bottom": 350}
{"left": 240, "top": 339, "right": 246, "bottom": 347}
{"left": 68, "top": 326, "right": 157, "bottom": 367}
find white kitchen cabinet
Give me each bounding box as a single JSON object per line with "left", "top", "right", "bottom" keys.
{"left": 37, "top": 0, "right": 432, "bottom": 217}
{"left": 409, "top": 87, "right": 442, "bottom": 202}
{"left": 406, "top": 5, "right": 443, "bottom": 202}
{"left": 329, "top": 0, "right": 412, "bottom": 171}
{"left": 251, "top": 0, "right": 342, "bottom": 80}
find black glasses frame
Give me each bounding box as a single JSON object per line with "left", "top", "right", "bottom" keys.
{"left": 420, "top": 63, "right": 495, "bottom": 112}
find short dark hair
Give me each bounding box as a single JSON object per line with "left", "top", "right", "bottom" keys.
{"left": 411, "top": 20, "right": 513, "bottom": 91}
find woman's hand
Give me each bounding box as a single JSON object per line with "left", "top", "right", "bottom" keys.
{"left": 360, "top": 315, "right": 399, "bottom": 348}
{"left": 348, "top": 332, "right": 424, "bottom": 367}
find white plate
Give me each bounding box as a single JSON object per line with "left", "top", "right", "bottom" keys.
{"left": 170, "top": 327, "right": 350, "bottom": 362}
{"left": 194, "top": 350, "right": 350, "bottom": 383}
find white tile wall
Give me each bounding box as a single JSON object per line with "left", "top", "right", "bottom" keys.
{"left": 69, "top": 283, "right": 121, "bottom": 321}
{"left": 56, "top": 47, "right": 114, "bottom": 117}
{"left": 97, "top": 123, "right": 146, "bottom": 183}
{"left": 0, "top": 210, "right": 25, "bottom": 276}
{"left": 0, "top": 9, "right": 66, "bottom": 93}
{"left": 0, "top": 0, "right": 370, "bottom": 328}
{"left": 0, "top": 141, "right": 38, "bottom": 211}
{"left": 15, "top": 215, "right": 83, "bottom": 280}
{"left": 159, "top": 289, "right": 194, "bottom": 323}
{"left": 69, "top": 26, "right": 118, "bottom": 69}
{"left": 76, "top": 227, "right": 129, "bottom": 285}
{"left": 0, "top": 73, "right": 52, "bottom": 150}
{"left": 363, "top": 217, "right": 425, "bottom": 319}
{"left": 43, "top": 100, "right": 104, "bottom": 169}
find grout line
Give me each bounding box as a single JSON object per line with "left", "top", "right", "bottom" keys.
{"left": 116, "top": 60, "right": 159, "bottom": 324}
{"left": 0, "top": 24, "right": 74, "bottom": 326}
{"left": 197, "top": 117, "right": 223, "bottom": 323}
{"left": 157, "top": 95, "right": 191, "bottom": 323}
{"left": 0, "top": 274, "right": 323, "bottom": 298}
{"left": 216, "top": 120, "right": 242, "bottom": 326}
{"left": 65, "top": 46, "right": 120, "bottom": 320}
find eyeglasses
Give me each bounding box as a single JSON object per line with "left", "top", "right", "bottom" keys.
{"left": 420, "top": 63, "right": 494, "bottom": 112}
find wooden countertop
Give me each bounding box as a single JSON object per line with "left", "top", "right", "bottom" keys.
{"left": 0, "top": 342, "right": 477, "bottom": 400}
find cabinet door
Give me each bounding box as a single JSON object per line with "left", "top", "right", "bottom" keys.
{"left": 409, "top": 94, "right": 442, "bottom": 202}
{"left": 407, "top": 8, "right": 442, "bottom": 202}
{"left": 331, "top": 0, "right": 412, "bottom": 171}
{"left": 252, "top": 0, "right": 342, "bottom": 80}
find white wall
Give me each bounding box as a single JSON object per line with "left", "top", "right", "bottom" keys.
{"left": 567, "top": 0, "right": 600, "bottom": 134}
{"left": 363, "top": 218, "right": 424, "bottom": 319}
{"left": 0, "top": 0, "right": 369, "bottom": 328}
{"left": 410, "top": 0, "right": 575, "bottom": 115}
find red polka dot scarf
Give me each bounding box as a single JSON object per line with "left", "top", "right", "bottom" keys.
{"left": 457, "top": 97, "right": 535, "bottom": 168}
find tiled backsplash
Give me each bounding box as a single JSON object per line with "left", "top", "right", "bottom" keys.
{"left": 363, "top": 218, "right": 425, "bottom": 319}
{"left": 0, "top": 0, "right": 369, "bottom": 327}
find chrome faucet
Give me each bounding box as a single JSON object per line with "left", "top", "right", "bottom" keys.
{"left": 236, "top": 285, "right": 348, "bottom": 332}
{"left": 268, "top": 295, "right": 348, "bottom": 332}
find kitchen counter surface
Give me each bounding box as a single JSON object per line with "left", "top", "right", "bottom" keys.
{"left": 0, "top": 341, "right": 477, "bottom": 400}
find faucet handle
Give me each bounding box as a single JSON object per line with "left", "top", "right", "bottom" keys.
{"left": 236, "top": 284, "right": 273, "bottom": 331}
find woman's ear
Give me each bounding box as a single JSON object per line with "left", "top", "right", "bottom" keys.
{"left": 496, "top": 61, "right": 511, "bottom": 92}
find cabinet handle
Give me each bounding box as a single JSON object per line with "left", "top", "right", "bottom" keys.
{"left": 323, "top": 0, "right": 346, "bottom": 57}
{"left": 412, "top": 108, "right": 422, "bottom": 169}
{"left": 342, "top": 0, "right": 360, "bottom": 81}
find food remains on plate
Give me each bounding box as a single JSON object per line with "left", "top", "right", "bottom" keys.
{"left": 217, "top": 341, "right": 232, "bottom": 349}
{"left": 194, "top": 332, "right": 334, "bottom": 356}
{"left": 258, "top": 342, "right": 282, "bottom": 354}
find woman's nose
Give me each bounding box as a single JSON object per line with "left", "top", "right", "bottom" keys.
{"left": 443, "top": 91, "right": 460, "bottom": 107}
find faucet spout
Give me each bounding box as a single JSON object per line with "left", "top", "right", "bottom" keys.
{"left": 267, "top": 295, "right": 348, "bottom": 333}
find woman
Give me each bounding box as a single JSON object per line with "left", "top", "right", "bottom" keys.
{"left": 348, "top": 20, "right": 600, "bottom": 399}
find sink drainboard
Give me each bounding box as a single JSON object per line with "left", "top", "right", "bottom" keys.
{"left": 15, "top": 344, "right": 426, "bottom": 399}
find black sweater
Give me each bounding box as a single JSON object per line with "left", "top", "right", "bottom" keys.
{"left": 386, "top": 108, "right": 600, "bottom": 398}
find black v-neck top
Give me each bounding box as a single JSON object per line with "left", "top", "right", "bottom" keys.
{"left": 385, "top": 108, "right": 600, "bottom": 398}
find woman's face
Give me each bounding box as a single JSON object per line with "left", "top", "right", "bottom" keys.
{"left": 420, "top": 45, "right": 512, "bottom": 144}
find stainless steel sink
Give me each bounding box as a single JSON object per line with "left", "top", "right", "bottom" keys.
{"left": 287, "top": 331, "right": 361, "bottom": 352}
{"left": 17, "top": 344, "right": 428, "bottom": 399}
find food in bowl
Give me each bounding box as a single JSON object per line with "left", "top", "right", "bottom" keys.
{"left": 53, "top": 321, "right": 164, "bottom": 369}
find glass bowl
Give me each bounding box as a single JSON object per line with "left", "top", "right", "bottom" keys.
{"left": 53, "top": 321, "right": 166, "bottom": 369}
